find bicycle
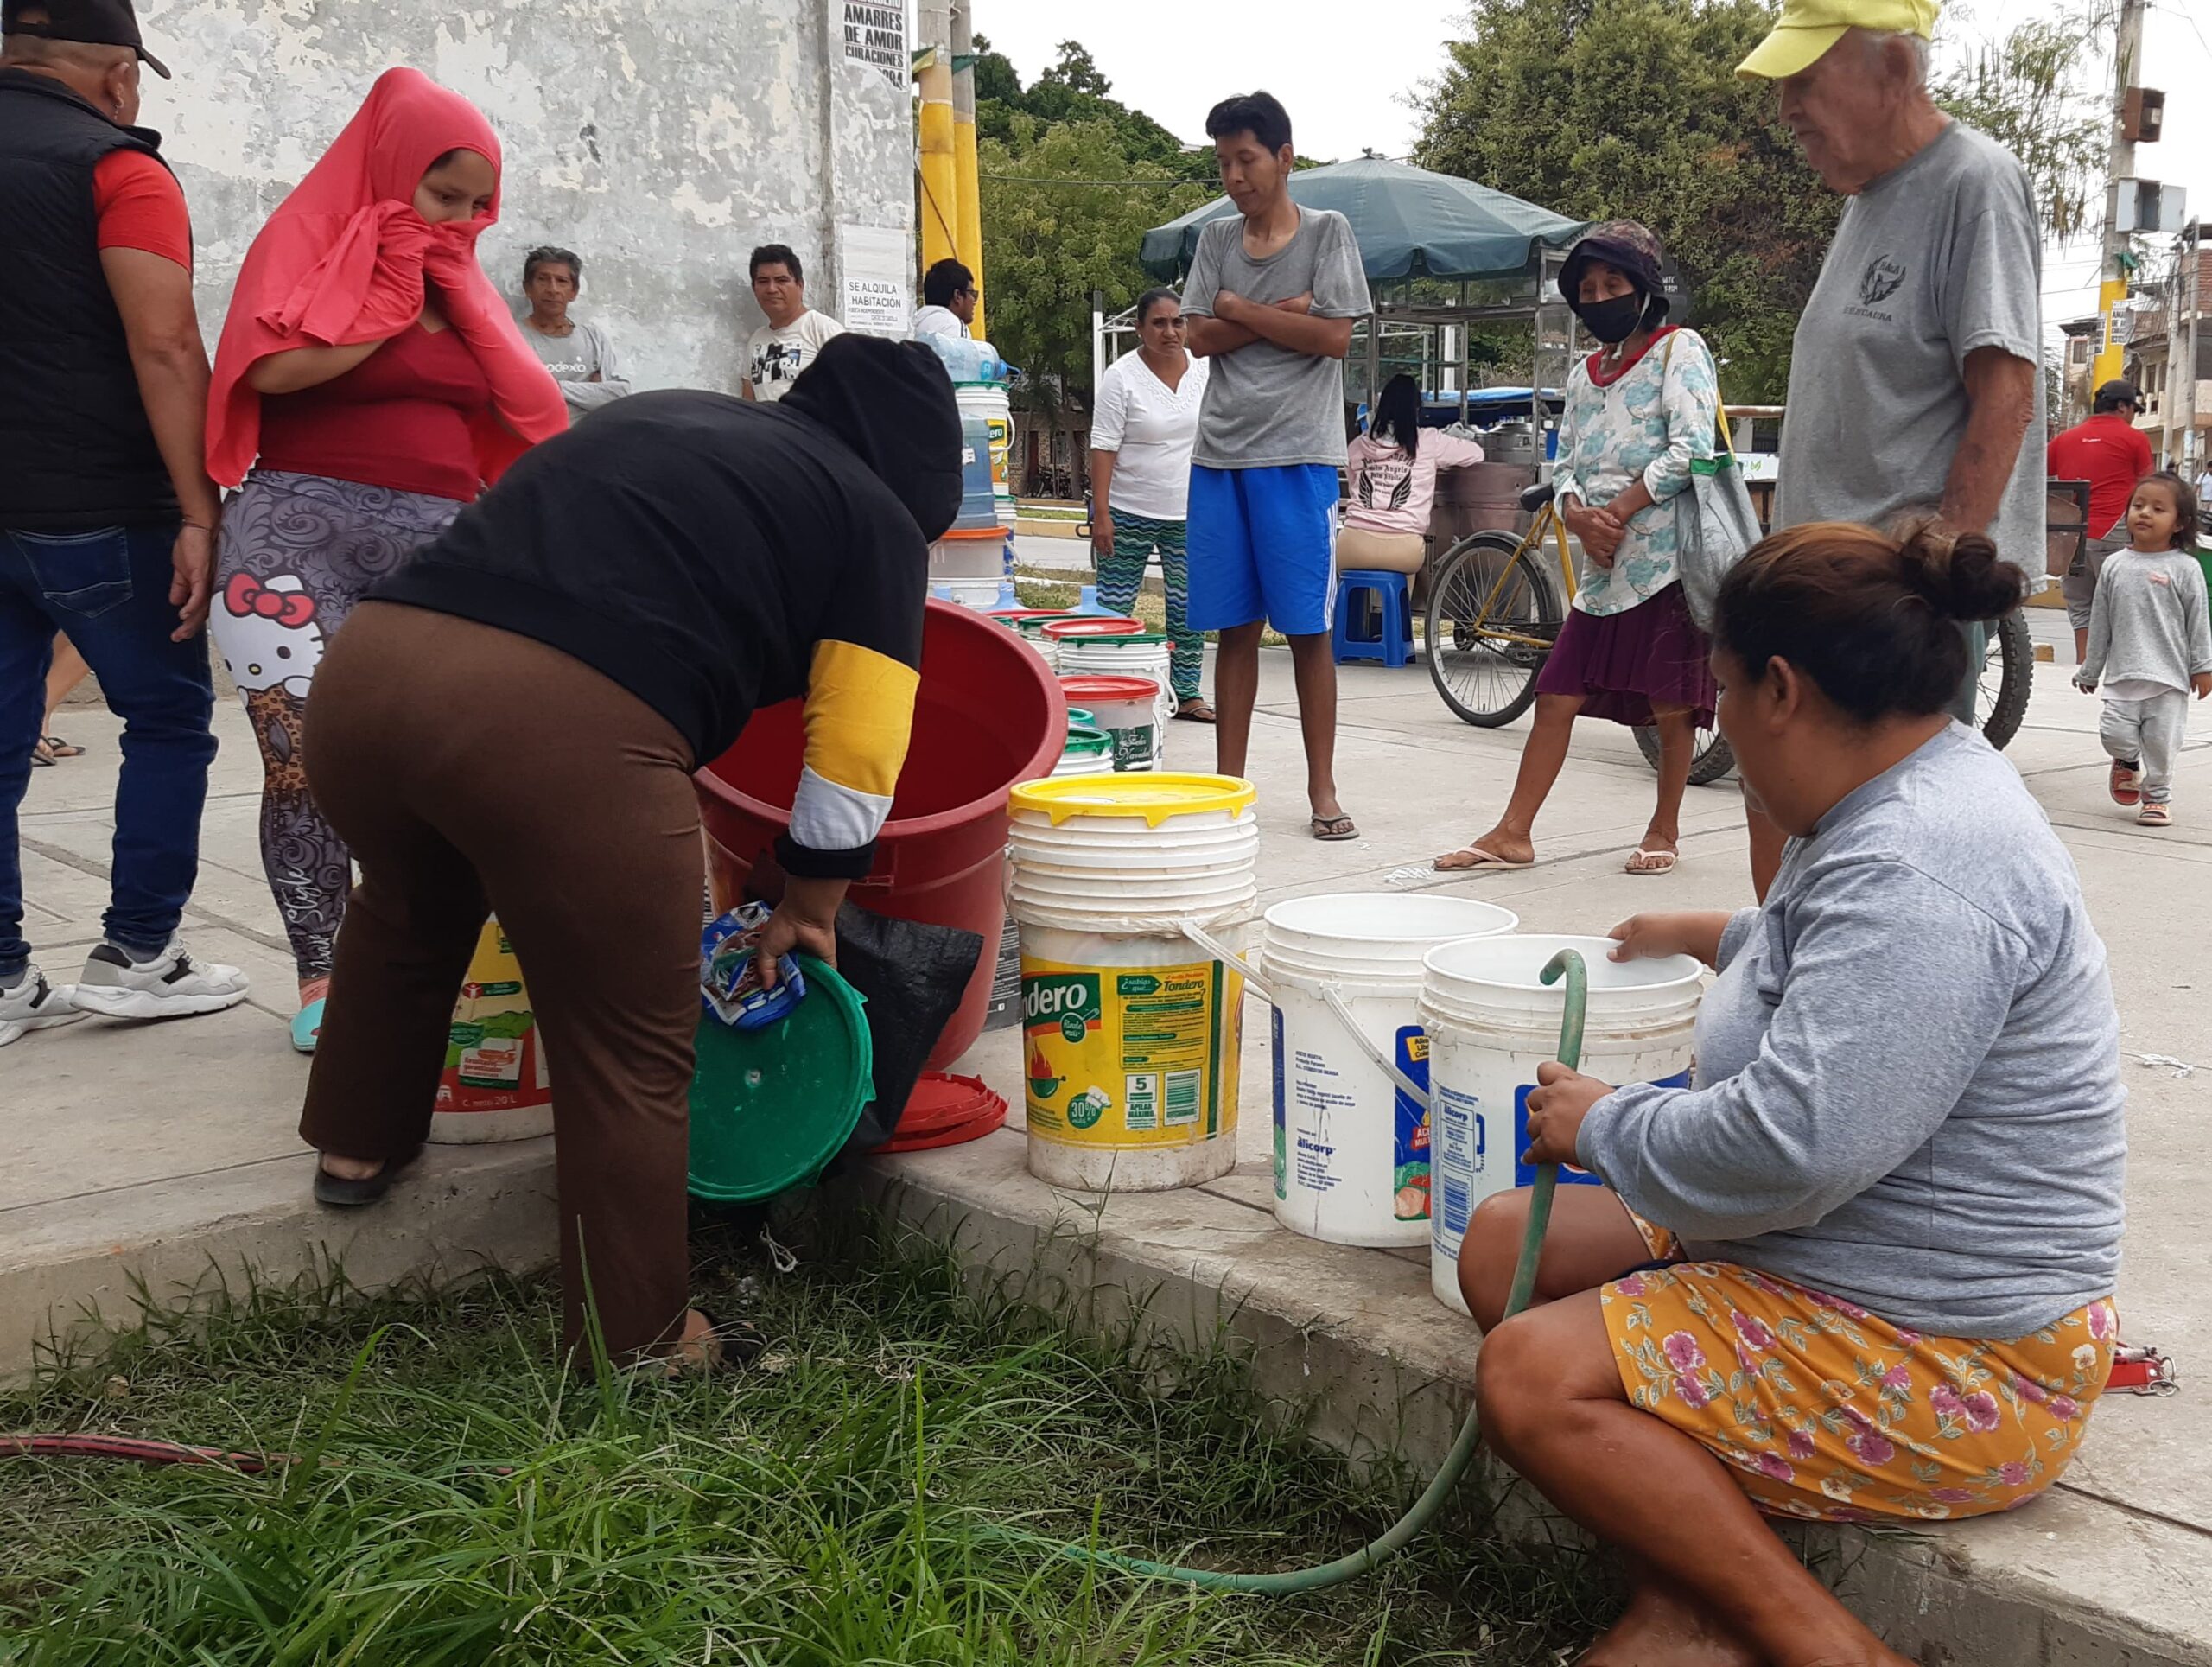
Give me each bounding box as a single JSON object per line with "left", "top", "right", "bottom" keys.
{"left": 1423, "top": 482, "right": 2035, "bottom": 773}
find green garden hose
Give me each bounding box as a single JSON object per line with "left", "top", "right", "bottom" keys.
{"left": 1026, "top": 948, "right": 1590, "bottom": 1595}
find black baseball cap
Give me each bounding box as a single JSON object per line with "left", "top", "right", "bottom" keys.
{"left": 3, "top": 0, "right": 170, "bottom": 77}
{"left": 2094, "top": 379, "right": 2140, "bottom": 412}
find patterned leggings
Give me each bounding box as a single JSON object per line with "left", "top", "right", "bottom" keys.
{"left": 1096, "top": 510, "right": 1203, "bottom": 702}
{"left": 207, "top": 472, "right": 460, "bottom": 982}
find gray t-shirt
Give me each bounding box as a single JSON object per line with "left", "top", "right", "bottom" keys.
{"left": 2080, "top": 544, "right": 2212, "bottom": 692}
{"left": 1777, "top": 121, "right": 2045, "bottom": 570}
{"left": 520, "top": 316, "right": 630, "bottom": 420}
{"left": 1180, "top": 205, "right": 1370, "bottom": 470}
{"left": 1580, "top": 723, "right": 2125, "bottom": 1339}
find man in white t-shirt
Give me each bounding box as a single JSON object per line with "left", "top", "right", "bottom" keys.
{"left": 742, "top": 243, "right": 843, "bottom": 403}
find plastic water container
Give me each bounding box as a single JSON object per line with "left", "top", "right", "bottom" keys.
{"left": 1056, "top": 631, "right": 1175, "bottom": 735}
{"left": 956, "top": 383, "right": 1015, "bottom": 527}
{"left": 1058, "top": 674, "right": 1161, "bottom": 772}
{"left": 1262, "top": 894, "right": 1518, "bottom": 1246}
{"left": 931, "top": 526, "right": 1007, "bottom": 581}
{"left": 1420, "top": 933, "right": 1701, "bottom": 1314}
{"left": 1009, "top": 773, "right": 1258, "bottom": 1192}
{"left": 1052, "top": 724, "right": 1116, "bottom": 776}
{"left": 930, "top": 577, "right": 1003, "bottom": 611}
{"left": 953, "top": 410, "right": 997, "bottom": 530}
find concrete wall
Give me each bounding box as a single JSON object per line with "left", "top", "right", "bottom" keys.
{"left": 138, "top": 0, "right": 914, "bottom": 396}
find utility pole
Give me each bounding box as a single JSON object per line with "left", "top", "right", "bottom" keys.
{"left": 950, "top": 1, "right": 985, "bottom": 342}
{"left": 917, "top": 2, "right": 959, "bottom": 277}
{"left": 2186, "top": 222, "right": 2204, "bottom": 478}
{"left": 2091, "top": 0, "right": 2145, "bottom": 389}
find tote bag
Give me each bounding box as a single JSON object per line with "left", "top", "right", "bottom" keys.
{"left": 1662, "top": 336, "right": 1763, "bottom": 633}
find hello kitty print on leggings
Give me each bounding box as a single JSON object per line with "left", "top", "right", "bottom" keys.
{"left": 209, "top": 471, "right": 460, "bottom": 980}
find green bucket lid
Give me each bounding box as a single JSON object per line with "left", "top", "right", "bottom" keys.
{"left": 688, "top": 954, "right": 874, "bottom": 1203}
{"left": 1065, "top": 707, "right": 1095, "bottom": 726}
{"left": 1061, "top": 723, "right": 1112, "bottom": 756}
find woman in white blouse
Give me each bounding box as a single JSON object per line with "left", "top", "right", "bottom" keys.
{"left": 1089, "top": 289, "right": 1213, "bottom": 722}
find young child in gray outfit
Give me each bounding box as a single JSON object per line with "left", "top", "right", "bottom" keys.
{"left": 2075, "top": 471, "right": 2212, "bottom": 825}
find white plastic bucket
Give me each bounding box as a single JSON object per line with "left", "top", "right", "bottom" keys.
{"left": 1010, "top": 775, "right": 1258, "bottom": 1192}
{"left": 1058, "top": 675, "right": 1160, "bottom": 773}
{"left": 1052, "top": 725, "right": 1116, "bottom": 777}
{"left": 930, "top": 529, "right": 1007, "bottom": 582}
{"left": 956, "top": 382, "right": 1014, "bottom": 525}
{"left": 1057, "top": 635, "right": 1175, "bottom": 735}
{"left": 1420, "top": 933, "right": 1701, "bottom": 1314}
{"left": 1262, "top": 894, "right": 1519, "bottom": 1246}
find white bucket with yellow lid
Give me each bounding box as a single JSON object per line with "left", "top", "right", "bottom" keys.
{"left": 1008, "top": 773, "right": 1256, "bottom": 1192}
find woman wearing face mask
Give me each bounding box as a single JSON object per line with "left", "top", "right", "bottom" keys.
{"left": 1436, "top": 220, "right": 1721, "bottom": 878}
{"left": 204, "top": 67, "right": 566, "bottom": 1054}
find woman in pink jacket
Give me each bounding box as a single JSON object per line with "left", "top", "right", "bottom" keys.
{"left": 1339, "top": 374, "right": 1484, "bottom": 573}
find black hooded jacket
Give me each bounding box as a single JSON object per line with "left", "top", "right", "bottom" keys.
{"left": 372, "top": 334, "right": 963, "bottom": 876}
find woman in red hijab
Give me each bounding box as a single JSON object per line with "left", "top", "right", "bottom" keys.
{"left": 205, "top": 68, "right": 564, "bottom": 1054}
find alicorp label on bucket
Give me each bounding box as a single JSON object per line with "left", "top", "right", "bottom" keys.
{"left": 438, "top": 919, "right": 552, "bottom": 1113}
{"left": 1022, "top": 957, "right": 1242, "bottom": 1149}
{"left": 1393, "top": 1027, "right": 1431, "bottom": 1221}
{"left": 1511, "top": 1069, "right": 1688, "bottom": 1188}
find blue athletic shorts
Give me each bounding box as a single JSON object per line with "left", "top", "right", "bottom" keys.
{"left": 1185, "top": 463, "right": 1339, "bottom": 636}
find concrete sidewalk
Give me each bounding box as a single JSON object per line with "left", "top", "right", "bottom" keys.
{"left": 6, "top": 632, "right": 2208, "bottom": 1662}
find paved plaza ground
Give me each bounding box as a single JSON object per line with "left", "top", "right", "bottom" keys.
{"left": 5, "top": 600, "right": 2207, "bottom": 1662}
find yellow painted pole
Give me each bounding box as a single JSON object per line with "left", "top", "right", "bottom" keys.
{"left": 918, "top": 4, "right": 959, "bottom": 277}
{"left": 950, "top": 2, "right": 985, "bottom": 342}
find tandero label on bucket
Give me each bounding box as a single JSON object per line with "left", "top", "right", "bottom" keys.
{"left": 1021, "top": 958, "right": 1242, "bottom": 1149}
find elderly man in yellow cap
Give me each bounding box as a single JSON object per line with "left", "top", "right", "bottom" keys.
{"left": 1730, "top": 0, "right": 2043, "bottom": 894}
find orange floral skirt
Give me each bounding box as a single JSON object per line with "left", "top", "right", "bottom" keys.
{"left": 1600, "top": 1220, "right": 2117, "bottom": 1523}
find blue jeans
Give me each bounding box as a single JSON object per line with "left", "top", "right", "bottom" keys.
{"left": 1, "top": 521, "right": 216, "bottom": 981}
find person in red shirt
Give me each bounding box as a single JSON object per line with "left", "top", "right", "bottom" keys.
{"left": 203, "top": 67, "right": 565, "bottom": 1055}
{"left": 2048, "top": 379, "right": 2153, "bottom": 662}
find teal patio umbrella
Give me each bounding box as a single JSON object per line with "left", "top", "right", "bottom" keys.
{"left": 1138, "top": 155, "right": 1587, "bottom": 283}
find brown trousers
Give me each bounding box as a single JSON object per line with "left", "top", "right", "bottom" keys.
{"left": 299, "top": 601, "right": 702, "bottom": 1362}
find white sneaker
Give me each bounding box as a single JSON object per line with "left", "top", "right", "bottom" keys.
{"left": 0, "top": 966, "right": 86, "bottom": 1047}
{"left": 71, "top": 941, "right": 250, "bottom": 1020}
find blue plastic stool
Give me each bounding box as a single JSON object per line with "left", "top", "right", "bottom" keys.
{"left": 1332, "top": 569, "right": 1414, "bottom": 667}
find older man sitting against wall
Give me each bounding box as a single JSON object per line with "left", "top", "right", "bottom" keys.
{"left": 1737, "top": 0, "right": 2044, "bottom": 895}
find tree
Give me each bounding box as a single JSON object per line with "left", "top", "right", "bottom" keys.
{"left": 1415, "top": 0, "right": 2111, "bottom": 401}
{"left": 1936, "top": 8, "right": 2107, "bottom": 242}
{"left": 978, "top": 116, "right": 1211, "bottom": 408}
{"left": 968, "top": 40, "right": 1213, "bottom": 413}
{"left": 1416, "top": 0, "right": 1840, "bottom": 401}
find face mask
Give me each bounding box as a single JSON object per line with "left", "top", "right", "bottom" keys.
{"left": 1577, "top": 293, "right": 1644, "bottom": 345}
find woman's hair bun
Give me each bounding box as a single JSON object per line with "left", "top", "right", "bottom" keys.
{"left": 1896, "top": 521, "right": 2023, "bottom": 624}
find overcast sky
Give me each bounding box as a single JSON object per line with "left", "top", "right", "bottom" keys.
{"left": 978, "top": 0, "right": 2212, "bottom": 345}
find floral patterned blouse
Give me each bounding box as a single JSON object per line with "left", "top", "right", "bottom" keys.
{"left": 1550, "top": 326, "right": 1720, "bottom": 617}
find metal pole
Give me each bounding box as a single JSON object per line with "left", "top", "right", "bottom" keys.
{"left": 950, "top": 1, "right": 985, "bottom": 342}
{"left": 2092, "top": 0, "right": 2145, "bottom": 388}
{"left": 2187, "top": 222, "right": 2203, "bottom": 478}
{"left": 917, "top": 3, "right": 958, "bottom": 276}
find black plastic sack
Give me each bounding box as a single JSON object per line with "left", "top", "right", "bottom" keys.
{"left": 832, "top": 902, "right": 982, "bottom": 1152}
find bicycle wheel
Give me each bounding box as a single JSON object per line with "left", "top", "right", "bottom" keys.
{"left": 1425, "top": 532, "right": 1562, "bottom": 728}
{"left": 1633, "top": 720, "right": 1736, "bottom": 786}
{"left": 1977, "top": 608, "right": 2034, "bottom": 751}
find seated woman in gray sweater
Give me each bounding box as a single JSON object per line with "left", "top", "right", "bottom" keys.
{"left": 1459, "top": 521, "right": 2126, "bottom": 1667}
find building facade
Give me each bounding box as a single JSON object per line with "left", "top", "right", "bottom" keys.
{"left": 141, "top": 0, "right": 915, "bottom": 396}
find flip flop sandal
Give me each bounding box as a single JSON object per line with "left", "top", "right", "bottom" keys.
{"left": 29, "top": 749, "right": 53, "bottom": 768}
{"left": 1173, "top": 701, "right": 1217, "bottom": 724}
{"left": 1433, "top": 844, "right": 1535, "bottom": 872}
{"left": 2109, "top": 760, "right": 2142, "bottom": 806}
{"left": 2138, "top": 803, "right": 2172, "bottom": 827}
{"left": 1625, "top": 847, "right": 1680, "bottom": 875}
{"left": 41, "top": 735, "right": 84, "bottom": 759}
{"left": 1311, "top": 813, "right": 1360, "bottom": 842}
{"left": 312, "top": 1145, "right": 423, "bottom": 1207}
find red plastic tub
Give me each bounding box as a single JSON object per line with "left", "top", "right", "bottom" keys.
{"left": 696, "top": 601, "right": 1067, "bottom": 1069}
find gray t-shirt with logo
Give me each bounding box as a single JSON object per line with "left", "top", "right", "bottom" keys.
{"left": 1180, "top": 205, "right": 1371, "bottom": 470}
{"left": 1777, "top": 121, "right": 2044, "bottom": 571}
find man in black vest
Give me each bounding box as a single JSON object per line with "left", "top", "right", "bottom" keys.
{"left": 0, "top": 0, "right": 249, "bottom": 1049}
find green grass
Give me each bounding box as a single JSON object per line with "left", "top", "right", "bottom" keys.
{"left": 0, "top": 1218, "right": 1608, "bottom": 1664}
